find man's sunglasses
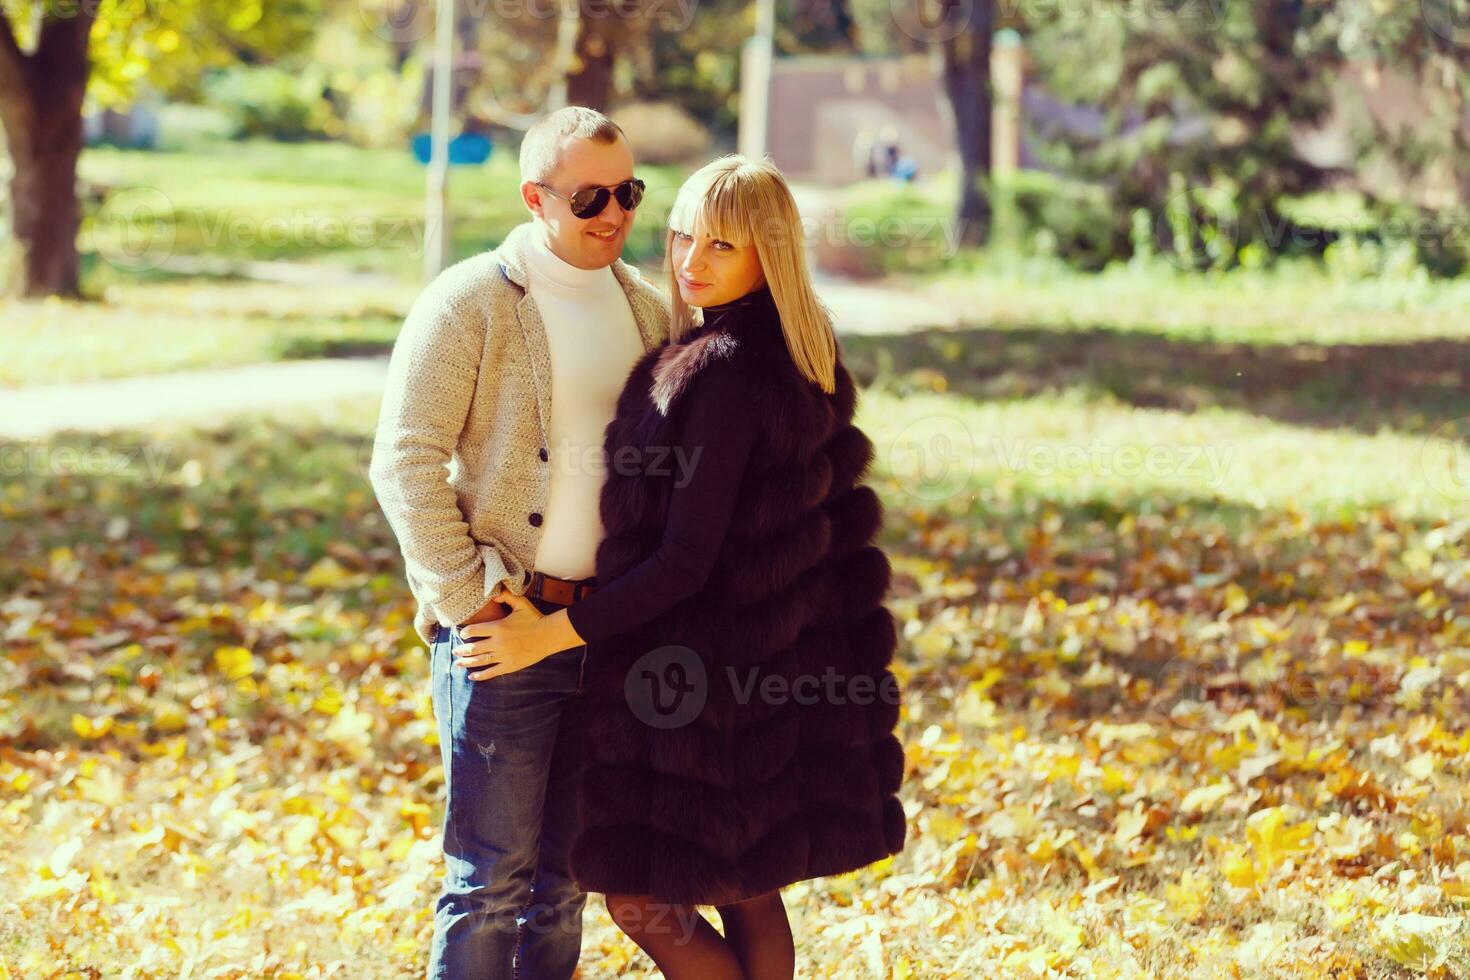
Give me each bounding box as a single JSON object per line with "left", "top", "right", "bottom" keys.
{"left": 534, "top": 178, "right": 645, "bottom": 219}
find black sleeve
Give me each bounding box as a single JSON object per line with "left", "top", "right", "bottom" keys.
{"left": 565, "top": 361, "right": 757, "bottom": 644}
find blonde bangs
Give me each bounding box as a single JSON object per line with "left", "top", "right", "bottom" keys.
{"left": 666, "top": 155, "right": 838, "bottom": 394}
{"left": 668, "top": 172, "right": 754, "bottom": 247}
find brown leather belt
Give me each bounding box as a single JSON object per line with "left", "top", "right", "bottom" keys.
{"left": 525, "top": 570, "right": 598, "bottom": 605}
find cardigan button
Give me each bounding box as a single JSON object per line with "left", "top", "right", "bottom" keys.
{"left": 528, "top": 512, "right": 543, "bottom": 527}
{"left": 538, "top": 447, "right": 548, "bottom": 462}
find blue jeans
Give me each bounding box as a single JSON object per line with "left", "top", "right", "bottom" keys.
{"left": 427, "top": 596, "right": 590, "bottom": 980}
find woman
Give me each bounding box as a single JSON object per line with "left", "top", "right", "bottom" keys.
{"left": 457, "top": 155, "right": 906, "bottom": 978}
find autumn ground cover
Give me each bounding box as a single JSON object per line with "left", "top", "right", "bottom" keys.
{"left": 4, "top": 306, "right": 1470, "bottom": 977}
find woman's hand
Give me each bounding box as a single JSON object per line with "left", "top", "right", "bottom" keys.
{"left": 453, "top": 592, "right": 556, "bottom": 680}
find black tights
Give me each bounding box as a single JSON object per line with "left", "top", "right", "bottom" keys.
{"left": 604, "top": 889, "right": 794, "bottom": 980}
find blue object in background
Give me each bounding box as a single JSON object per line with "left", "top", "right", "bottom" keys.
{"left": 412, "top": 131, "right": 493, "bottom": 166}
{"left": 891, "top": 156, "right": 919, "bottom": 183}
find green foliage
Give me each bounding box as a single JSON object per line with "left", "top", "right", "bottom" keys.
{"left": 1002, "top": 170, "right": 1121, "bottom": 271}
{"left": 838, "top": 180, "right": 956, "bottom": 275}
{"left": 637, "top": 0, "right": 749, "bottom": 139}
{"left": 1019, "top": 1, "right": 1470, "bottom": 274}
{"left": 200, "top": 65, "right": 337, "bottom": 141}
{"left": 13, "top": 0, "right": 323, "bottom": 112}
{"left": 1272, "top": 190, "right": 1469, "bottom": 278}
{"left": 1020, "top": 2, "right": 1341, "bottom": 269}
{"left": 152, "top": 104, "right": 238, "bottom": 150}
{"left": 840, "top": 170, "right": 1121, "bottom": 273}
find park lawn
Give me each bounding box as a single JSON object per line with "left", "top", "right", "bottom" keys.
{"left": 10, "top": 138, "right": 1470, "bottom": 389}
{"left": 78, "top": 138, "right": 689, "bottom": 278}
{"left": 837, "top": 174, "right": 1470, "bottom": 345}
{"left": 3, "top": 319, "right": 1470, "bottom": 975}
{"left": 12, "top": 260, "right": 1470, "bottom": 392}
{"left": 926, "top": 260, "right": 1470, "bottom": 348}
{"left": 0, "top": 276, "right": 418, "bottom": 387}
{"left": 0, "top": 139, "right": 690, "bottom": 386}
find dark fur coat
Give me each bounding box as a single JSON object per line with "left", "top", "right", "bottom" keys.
{"left": 567, "top": 290, "right": 907, "bottom": 906}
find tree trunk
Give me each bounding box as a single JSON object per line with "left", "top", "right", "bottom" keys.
{"left": 0, "top": 10, "right": 95, "bottom": 299}
{"left": 566, "top": 1, "right": 636, "bottom": 111}
{"left": 938, "top": 0, "right": 993, "bottom": 247}
{"left": 8, "top": 98, "right": 87, "bottom": 299}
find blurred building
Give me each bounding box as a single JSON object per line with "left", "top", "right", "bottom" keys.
{"left": 758, "top": 40, "right": 1026, "bottom": 186}
{"left": 759, "top": 44, "right": 1468, "bottom": 210}
{"left": 763, "top": 54, "right": 951, "bottom": 184}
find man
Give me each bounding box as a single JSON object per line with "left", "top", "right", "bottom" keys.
{"left": 368, "top": 106, "right": 671, "bottom": 979}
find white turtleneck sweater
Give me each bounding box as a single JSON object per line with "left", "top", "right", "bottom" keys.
{"left": 523, "top": 220, "right": 645, "bottom": 580}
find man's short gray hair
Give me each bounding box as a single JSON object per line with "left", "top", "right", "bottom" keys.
{"left": 519, "top": 106, "right": 627, "bottom": 185}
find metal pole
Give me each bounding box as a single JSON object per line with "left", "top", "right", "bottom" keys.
{"left": 738, "top": 0, "right": 775, "bottom": 160}
{"left": 548, "top": 0, "right": 578, "bottom": 112}
{"left": 424, "top": 0, "right": 455, "bottom": 281}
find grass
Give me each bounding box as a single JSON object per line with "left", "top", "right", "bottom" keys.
{"left": 15, "top": 253, "right": 1470, "bottom": 388}
{"left": 860, "top": 387, "right": 1460, "bottom": 525}
{"left": 840, "top": 322, "right": 1470, "bottom": 444}
{"left": 78, "top": 138, "right": 689, "bottom": 278}
{"left": 834, "top": 173, "right": 1470, "bottom": 346}
{"left": 0, "top": 138, "right": 691, "bottom": 386}
{"left": 923, "top": 260, "right": 1470, "bottom": 348}
{"left": 0, "top": 276, "right": 418, "bottom": 387}
{"left": 9, "top": 140, "right": 1470, "bottom": 389}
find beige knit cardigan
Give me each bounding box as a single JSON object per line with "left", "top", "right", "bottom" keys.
{"left": 368, "top": 221, "right": 672, "bottom": 645}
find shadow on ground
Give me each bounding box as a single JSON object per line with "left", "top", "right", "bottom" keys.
{"left": 841, "top": 325, "right": 1470, "bottom": 437}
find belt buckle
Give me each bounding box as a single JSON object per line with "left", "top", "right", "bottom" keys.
{"left": 527, "top": 570, "right": 595, "bottom": 605}
{"left": 530, "top": 570, "right": 568, "bottom": 604}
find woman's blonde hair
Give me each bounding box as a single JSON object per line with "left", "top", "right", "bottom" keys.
{"left": 666, "top": 154, "right": 837, "bottom": 394}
